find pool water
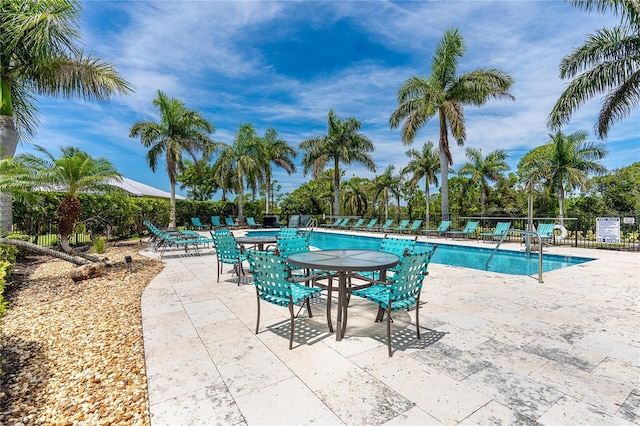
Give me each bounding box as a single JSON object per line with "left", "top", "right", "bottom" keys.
{"left": 245, "top": 230, "right": 594, "bottom": 276}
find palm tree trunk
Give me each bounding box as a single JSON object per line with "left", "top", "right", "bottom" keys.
{"left": 333, "top": 157, "right": 340, "bottom": 217}
{"left": 237, "top": 171, "right": 245, "bottom": 225}
{"left": 169, "top": 182, "right": 177, "bottom": 229}
{"left": 0, "top": 115, "right": 18, "bottom": 233}
{"left": 384, "top": 189, "right": 389, "bottom": 220}
{"left": 425, "top": 181, "right": 430, "bottom": 227}
{"left": 558, "top": 186, "right": 565, "bottom": 226}
{"left": 0, "top": 238, "right": 90, "bottom": 266}
{"left": 439, "top": 149, "right": 450, "bottom": 221}
{"left": 265, "top": 175, "right": 271, "bottom": 215}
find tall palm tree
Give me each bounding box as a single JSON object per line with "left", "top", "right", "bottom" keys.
{"left": 0, "top": 145, "right": 122, "bottom": 253}
{"left": 130, "top": 90, "right": 214, "bottom": 228}
{"left": 213, "top": 123, "right": 267, "bottom": 225}
{"left": 389, "top": 27, "right": 514, "bottom": 221}
{"left": 548, "top": 0, "right": 640, "bottom": 138}
{"left": 300, "top": 109, "right": 376, "bottom": 217}
{"left": 0, "top": 0, "right": 132, "bottom": 232}
{"left": 341, "top": 178, "right": 369, "bottom": 217}
{"left": 402, "top": 141, "right": 440, "bottom": 226}
{"left": 261, "top": 128, "right": 296, "bottom": 215}
{"left": 518, "top": 130, "right": 608, "bottom": 225}
{"left": 372, "top": 165, "right": 402, "bottom": 221}
{"left": 458, "top": 147, "right": 510, "bottom": 216}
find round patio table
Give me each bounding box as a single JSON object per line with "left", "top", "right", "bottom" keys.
{"left": 235, "top": 235, "right": 277, "bottom": 251}
{"left": 287, "top": 249, "right": 399, "bottom": 341}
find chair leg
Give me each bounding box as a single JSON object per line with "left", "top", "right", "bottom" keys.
{"left": 255, "top": 291, "right": 261, "bottom": 334}
{"left": 288, "top": 303, "right": 294, "bottom": 350}
{"left": 306, "top": 297, "right": 313, "bottom": 318}
{"left": 386, "top": 306, "right": 393, "bottom": 357}
{"left": 416, "top": 295, "right": 421, "bottom": 340}
{"left": 216, "top": 260, "right": 221, "bottom": 283}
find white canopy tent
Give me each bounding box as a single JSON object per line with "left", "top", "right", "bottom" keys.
{"left": 112, "top": 177, "right": 185, "bottom": 200}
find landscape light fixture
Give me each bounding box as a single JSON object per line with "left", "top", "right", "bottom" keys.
{"left": 125, "top": 255, "right": 134, "bottom": 273}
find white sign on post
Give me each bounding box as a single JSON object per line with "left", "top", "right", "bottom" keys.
{"left": 596, "top": 217, "right": 620, "bottom": 244}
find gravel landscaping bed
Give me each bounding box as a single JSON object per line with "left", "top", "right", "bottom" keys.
{"left": 0, "top": 241, "right": 163, "bottom": 425}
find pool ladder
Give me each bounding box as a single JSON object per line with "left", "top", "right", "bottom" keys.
{"left": 306, "top": 218, "right": 318, "bottom": 230}
{"left": 485, "top": 230, "right": 545, "bottom": 283}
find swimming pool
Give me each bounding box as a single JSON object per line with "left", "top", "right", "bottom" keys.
{"left": 245, "top": 230, "right": 594, "bottom": 276}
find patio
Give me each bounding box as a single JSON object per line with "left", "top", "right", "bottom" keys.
{"left": 140, "top": 231, "right": 639, "bottom": 425}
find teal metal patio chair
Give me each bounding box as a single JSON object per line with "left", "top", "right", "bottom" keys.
{"left": 322, "top": 218, "right": 343, "bottom": 228}
{"left": 422, "top": 220, "right": 451, "bottom": 237}
{"left": 246, "top": 217, "right": 260, "bottom": 228}
{"left": 224, "top": 217, "right": 237, "bottom": 227}
{"left": 392, "top": 219, "right": 411, "bottom": 233}
{"left": 349, "top": 218, "right": 365, "bottom": 229}
{"left": 535, "top": 223, "right": 555, "bottom": 243}
{"left": 479, "top": 221, "right": 512, "bottom": 241}
{"left": 353, "top": 218, "right": 377, "bottom": 230}
{"left": 352, "top": 245, "right": 438, "bottom": 357}
{"left": 446, "top": 221, "right": 479, "bottom": 239}
{"left": 211, "top": 215, "right": 222, "bottom": 228}
{"left": 246, "top": 250, "right": 323, "bottom": 349}
{"left": 278, "top": 227, "right": 299, "bottom": 238}
{"left": 372, "top": 219, "right": 394, "bottom": 232}
{"left": 210, "top": 229, "right": 247, "bottom": 283}
{"left": 191, "top": 217, "right": 208, "bottom": 230}
{"left": 406, "top": 220, "right": 423, "bottom": 234}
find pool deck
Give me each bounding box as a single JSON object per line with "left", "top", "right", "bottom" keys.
{"left": 141, "top": 229, "right": 640, "bottom": 425}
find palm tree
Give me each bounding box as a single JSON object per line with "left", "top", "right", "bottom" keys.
{"left": 518, "top": 130, "right": 608, "bottom": 225}
{"left": 342, "top": 178, "right": 369, "bottom": 217}
{"left": 0, "top": 146, "right": 122, "bottom": 253}
{"left": 0, "top": 0, "right": 132, "bottom": 232}
{"left": 389, "top": 27, "right": 514, "bottom": 221}
{"left": 300, "top": 109, "right": 376, "bottom": 217}
{"left": 261, "top": 128, "right": 296, "bottom": 215}
{"left": 402, "top": 141, "right": 440, "bottom": 226}
{"left": 372, "top": 165, "right": 402, "bottom": 221}
{"left": 458, "top": 147, "right": 510, "bottom": 216}
{"left": 213, "top": 123, "right": 267, "bottom": 225}
{"left": 130, "top": 90, "right": 214, "bottom": 228}
{"left": 548, "top": 0, "right": 640, "bottom": 138}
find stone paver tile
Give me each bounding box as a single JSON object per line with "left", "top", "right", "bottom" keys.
{"left": 216, "top": 345, "right": 294, "bottom": 397}
{"left": 235, "top": 376, "right": 343, "bottom": 425}
{"left": 575, "top": 332, "right": 640, "bottom": 365}
{"left": 183, "top": 298, "right": 236, "bottom": 330}
{"left": 286, "top": 347, "right": 363, "bottom": 391}
{"left": 198, "top": 322, "right": 264, "bottom": 365}
{"left": 145, "top": 337, "right": 222, "bottom": 406}
{"left": 351, "top": 349, "right": 491, "bottom": 425}
{"left": 150, "top": 378, "right": 245, "bottom": 426}
{"left": 410, "top": 341, "right": 489, "bottom": 381}
{"left": 316, "top": 372, "right": 414, "bottom": 426}
{"left": 382, "top": 406, "right": 443, "bottom": 425}
{"left": 619, "top": 389, "right": 640, "bottom": 424}
{"left": 592, "top": 357, "right": 640, "bottom": 385}
{"left": 458, "top": 400, "right": 538, "bottom": 425}
{"left": 537, "top": 395, "right": 635, "bottom": 425}
{"left": 522, "top": 335, "right": 606, "bottom": 371}
{"left": 429, "top": 308, "right": 489, "bottom": 330}
{"left": 474, "top": 321, "right": 539, "bottom": 348}
{"left": 529, "top": 361, "right": 636, "bottom": 415}
{"left": 468, "top": 339, "right": 550, "bottom": 376}
{"left": 462, "top": 365, "right": 564, "bottom": 420}
{"left": 142, "top": 309, "right": 199, "bottom": 348}
{"left": 422, "top": 322, "right": 489, "bottom": 351}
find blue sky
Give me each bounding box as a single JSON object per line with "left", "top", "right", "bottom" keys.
{"left": 25, "top": 0, "right": 639, "bottom": 199}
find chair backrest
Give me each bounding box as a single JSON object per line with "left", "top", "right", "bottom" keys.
{"left": 211, "top": 230, "right": 241, "bottom": 261}
{"left": 380, "top": 219, "right": 394, "bottom": 228}
{"left": 463, "top": 221, "right": 479, "bottom": 233}
{"left": 380, "top": 234, "right": 417, "bottom": 258}
{"left": 352, "top": 218, "right": 365, "bottom": 228}
{"left": 366, "top": 218, "right": 378, "bottom": 228}
{"left": 191, "top": 217, "right": 202, "bottom": 226}
{"left": 494, "top": 221, "right": 511, "bottom": 235}
{"left": 278, "top": 227, "right": 298, "bottom": 237}
{"left": 410, "top": 220, "right": 423, "bottom": 230}
{"left": 277, "top": 234, "right": 310, "bottom": 258}
{"left": 389, "top": 245, "right": 438, "bottom": 303}
{"left": 396, "top": 219, "right": 410, "bottom": 229}
{"left": 225, "top": 217, "right": 235, "bottom": 226}
{"left": 211, "top": 216, "right": 222, "bottom": 226}
{"left": 438, "top": 221, "right": 451, "bottom": 231}
{"left": 246, "top": 250, "right": 293, "bottom": 304}
{"left": 340, "top": 218, "right": 351, "bottom": 227}
{"left": 536, "top": 223, "right": 555, "bottom": 238}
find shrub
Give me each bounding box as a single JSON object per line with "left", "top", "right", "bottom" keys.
{"left": 93, "top": 236, "right": 107, "bottom": 254}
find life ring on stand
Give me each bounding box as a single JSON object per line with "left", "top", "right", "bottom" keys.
{"left": 554, "top": 224, "right": 567, "bottom": 239}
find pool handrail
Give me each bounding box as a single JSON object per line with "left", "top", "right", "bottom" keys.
{"left": 486, "top": 229, "right": 544, "bottom": 283}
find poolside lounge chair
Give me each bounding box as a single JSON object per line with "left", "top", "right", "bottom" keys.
{"left": 392, "top": 220, "right": 410, "bottom": 233}
{"left": 349, "top": 218, "right": 365, "bottom": 229}
{"left": 372, "top": 219, "right": 394, "bottom": 232}
{"left": 352, "top": 245, "right": 438, "bottom": 357}
{"left": 405, "top": 220, "right": 423, "bottom": 234}
{"left": 535, "top": 223, "right": 556, "bottom": 243}
{"left": 191, "top": 217, "right": 208, "bottom": 230}
{"left": 246, "top": 217, "right": 260, "bottom": 228}
{"left": 337, "top": 218, "right": 352, "bottom": 228}
{"left": 422, "top": 220, "right": 451, "bottom": 237}
{"left": 211, "top": 216, "right": 222, "bottom": 228}
{"left": 353, "top": 218, "right": 377, "bottom": 230}
{"left": 479, "top": 221, "right": 511, "bottom": 241}
{"left": 246, "top": 250, "right": 323, "bottom": 350}
{"left": 447, "top": 221, "right": 479, "bottom": 239}
{"left": 322, "top": 218, "right": 343, "bottom": 228}
{"left": 224, "top": 217, "right": 237, "bottom": 228}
